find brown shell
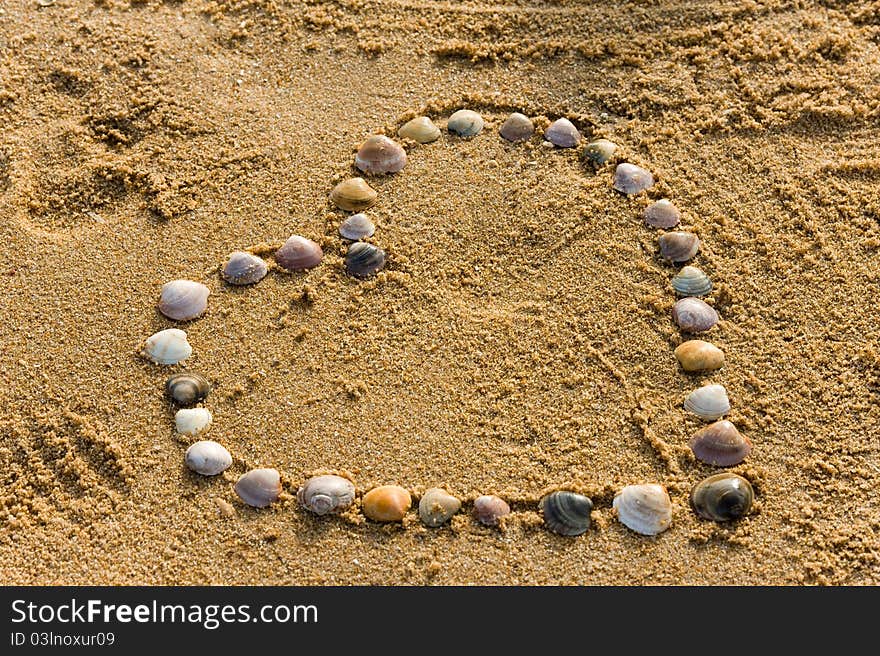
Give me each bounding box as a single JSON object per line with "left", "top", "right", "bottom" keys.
{"left": 674, "top": 340, "right": 725, "bottom": 372}
{"left": 689, "top": 420, "right": 752, "bottom": 466}
{"left": 275, "top": 235, "right": 323, "bottom": 271}
{"left": 330, "top": 178, "right": 378, "bottom": 212}
{"left": 354, "top": 135, "right": 407, "bottom": 175}
{"left": 672, "top": 297, "right": 719, "bottom": 333}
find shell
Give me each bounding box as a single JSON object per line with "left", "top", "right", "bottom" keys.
{"left": 275, "top": 235, "right": 323, "bottom": 271}
{"left": 345, "top": 242, "right": 386, "bottom": 278}
{"left": 684, "top": 384, "right": 731, "bottom": 421}
{"left": 297, "top": 474, "right": 356, "bottom": 515}
{"left": 659, "top": 232, "right": 700, "bottom": 263}
{"left": 671, "top": 265, "right": 712, "bottom": 296}
{"left": 473, "top": 495, "right": 510, "bottom": 527}
{"left": 185, "top": 440, "right": 232, "bottom": 476}
{"left": 644, "top": 199, "right": 681, "bottom": 229}
{"left": 174, "top": 407, "right": 212, "bottom": 436}
{"left": 418, "top": 488, "right": 461, "bottom": 527}
{"left": 612, "top": 484, "right": 672, "bottom": 536}
{"left": 544, "top": 118, "right": 581, "bottom": 148}
{"left": 330, "top": 177, "right": 378, "bottom": 212}
{"left": 362, "top": 485, "right": 411, "bottom": 522}
{"left": 234, "top": 468, "right": 282, "bottom": 508}
{"left": 354, "top": 135, "right": 407, "bottom": 175}
{"left": 673, "top": 297, "right": 719, "bottom": 333}
{"left": 499, "top": 112, "right": 534, "bottom": 142}
{"left": 158, "top": 280, "right": 210, "bottom": 321}
{"left": 222, "top": 251, "right": 268, "bottom": 286}
{"left": 690, "top": 473, "right": 754, "bottom": 522}
{"left": 613, "top": 163, "right": 654, "bottom": 194}
{"left": 539, "top": 491, "right": 593, "bottom": 536}
{"left": 583, "top": 139, "right": 617, "bottom": 167}
{"left": 339, "top": 213, "right": 375, "bottom": 240}
{"left": 689, "top": 420, "right": 752, "bottom": 466}
{"left": 398, "top": 116, "right": 441, "bottom": 144}
{"left": 674, "top": 340, "right": 725, "bottom": 372}
{"left": 143, "top": 328, "right": 192, "bottom": 365}
{"left": 165, "top": 372, "right": 211, "bottom": 407}
{"left": 447, "top": 109, "right": 484, "bottom": 137}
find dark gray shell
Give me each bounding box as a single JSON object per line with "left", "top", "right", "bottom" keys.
{"left": 659, "top": 232, "right": 700, "bottom": 263}
{"left": 222, "top": 251, "right": 268, "bottom": 285}
{"left": 613, "top": 163, "right": 654, "bottom": 194}
{"left": 544, "top": 118, "right": 581, "bottom": 148}
{"left": 583, "top": 139, "right": 617, "bottom": 167}
{"left": 499, "top": 112, "right": 534, "bottom": 143}
{"left": 540, "top": 491, "right": 593, "bottom": 536}
{"left": 345, "top": 242, "right": 386, "bottom": 278}
{"left": 339, "top": 213, "right": 375, "bottom": 240}
{"left": 690, "top": 473, "right": 754, "bottom": 521}
{"left": 165, "top": 372, "right": 211, "bottom": 407}
{"left": 644, "top": 200, "right": 681, "bottom": 229}
{"left": 672, "top": 297, "right": 719, "bottom": 333}
{"left": 473, "top": 495, "right": 510, "bottom": 527}
{"left": 671, "top": 266, "right": 712, "bottom": 297}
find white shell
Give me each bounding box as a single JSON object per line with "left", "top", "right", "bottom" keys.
{"left": 447, "top": 109, "right": 484, "bottom": 137}
{"left": 613, "top": 484, "right": 672, "bottom": 536}
{"left": 158, "top": 280, "right": 210, "bottom": 321}
{"left": 684, "top": 384, "right": 730, "bottom": 421}
{"left": 185, "top": 440, "right": 232, "bottom": 476}
{"left": 143, "top": 328, "right": 192, "bottom": 365}
{"left": 175, "top": 408, "right": 213, "bottom": 436}
{"left": 222, "top": 251, "right": 268, "bottom": 285}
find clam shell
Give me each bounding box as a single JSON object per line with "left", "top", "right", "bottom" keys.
{"left": 583, "top": 139, "right": 617, "bottom": 167}
{"left": 674, "top": 340, "right": 724, "bottom": 372}
{"left": 447, "top": 109, "right": 484, "bottom": 137}
{"left": 689, "top": 420, "right": 751, "bottom": 466}
{"left": 499, "top": 112, "right": 534, "bottom": 142}
{"left": 690, "top": 473, "right": 754, "bottom": 522}
{"left": 297, "top": 475, "right": 356, "bottom": 515}
{"left": 234, "top": 468, "right": 282, "bottom": 508}
{"left": 355, "top": 135, "right": 407, "bottom": 175}
{"left": 158, "top": 280, "right": 210, "bottom": 321}
{"left": 613, "top": 484, "right": 672, "bottom": 536}
{"left": 473, "top": 495, "right": 510, "bottom": 527}
{"left": 418, "top": 488, "right": 461, "bottom": 527}
{"left": 143, "top": 328, "right": 192, "bottom": 365}
{"left": 672, "top": 297, "right": 719, "bottom": 333}
{"left": 671, "top": 265, "right": 712, "bottom": 296}
{"left": 539, "top": 491, "right": 593, "bottom": 536}
{"left": 398, "top": 116, "right": 441, "bottom": 144}
{"left": 544, "top": 118, "right": 581, "bottom": 148}
{"left": 362, "top": 485, "right": 411, "bottom": 522}
{"left": 222, "top": 251, "right": 268, "bottom": 286}
{"left": 185, "top": 440, "right": 232, "bottom": 476}
{"left": 174, "top": 407, "right": 212, "bottom": 436}
{"left": 330, "top": 177, "right": 378, "bottom": 212}
{"left": 165, "top": 372, "right": 211, "bottom": 407}
{"left": 684, "top": 384, "right": 731, "bottom": 421}
{"left": 659, "top": 231, "right": 700, "bottom": 263}
{"left": 644, "top": 199, "right": 681, "bottom": 229}
{"left": 275, "top": 235, "right": 323, "bottom": 271}
{"left": 345, "top": 242, "right": 386, "bottom": 278}
{"left": 613, "top": 163, "right": 654, "bottom": 194}
{"left": 339, "top": 213, "right": 375, "bottom": 240}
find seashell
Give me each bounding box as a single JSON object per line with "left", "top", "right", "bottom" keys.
{"left": 447, "top": 109, "right": 484, "bottom": 137}
{"left": 297, "top": 474, "right": 356, "bottom": 515}
{"left": 644, "top": 199, "right": 681, "bottom": 229}
{"left": 339, "top": 213, "right": 375, "bottom": 240}
{"left": 499, "top": 112, "right": 534, "bottom": 142}
{"left": 690, "top": 473, "right": 754, "bottom": 522}
{"left": 165, "top": 372, "right": 211, "bottom": 407}
{"left": 330, "top": 177, "right": 378, "bottom": 212}
{"left": 234, "top": 468, "right": 282, "bottom": 508}
{"left": 674, "top": 340, "right": 724, "bottom": 372}
{"left": 684, "top": 384, "right": 731, "bottom": 421}
{"left": 672, "top": 297, "right": 719, "bottom": 333}
{"left": 418, "top": 488, "right": 461, "bottom": 527}
{"left": 185, "top": 440, "right": 232, "bottom": 476}
{"left": 362, "top": 485, "right": 411, "bottom": 522}
{"left": 612, "top": 484, "right": 672, "bottom": 536}
{"left": 539, "top": 491, "right": 593, "bottom": 536}
{"left": 174, "top": 407, "right": 212, "bottom": 436}
{"left": 222, "top": 251, "right": 268, "bottom": 286}
{"left": 143, "top": 328, "right": 192, "bottom": 365}
{"left": 544, "top": 118, "right": 582, "bottom": 148}
{"left": 345, "top": 242, "right": 386, "bottom": 278}
{"left": 583, "top": 139, "right": 617, "bottom": 167}
{"left": 671, "top": 265, "right": 712, "bottom": 296}
{"left": 613, "top": 163, "right": 654, "bottom": 194}
{"left": 658, "top": 231, "right": 700, "bottom": 263}
{"left": 689, "top": 420, "right": 751, "bottom": 466}
{"left": 275, "top": 235, "right": 323, "bottom": 271}
{"left": 355, "top": 135, "right": 407, "bottom": 175}
{"left": 158, "top": 280, "right": 210, "bottom": 322}
{"left": 398, "top": 116, "right": 440, "bottom": 144}
{"left": 473, "top": 495, "right": 510, "bottom": 527}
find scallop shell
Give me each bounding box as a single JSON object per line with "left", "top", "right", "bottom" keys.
{"left": 174, "top": 407, "right": 212, "bottom": 436}
{"left": 689, "top": 420, "right": 751, "bottom": 466}
{"left": 684, "top": 384, "right": 731, "bottom": 421}
{"left": 613, "top": 484, "right": 672, "bottom": 536}
{"left": 234, "top": 468, "right": 282, "bottom": 508}
{"left": 499, "top": 112, "right": 534, "bottom": 142}
{"left": 473, "top": 495, "right": 510, "bottom": 527}
{"left": 222, "top": 251, "right": 268, "bottom": 286}
{"left": 165, "top": 372, "right": 211, "bottom": 407}
{"left": 418, "top": 488, "right": 461, "bottom": 527}
{"left": 447, "top": 109, "right": 484, "bottom": 137}
{"left": 297, "top": 474, "right": 356, "bottom": 515}
{"left": 158, "top": 280, "right": 210, "bottom": 321}
{"left": 345, "top": 242, "right": 386, "bottom": 278}
{"left": 613, "top": 163, "right": 654, "bottom": 194}
{"left": 672, "top": 297, "right": 719, "bottom": 333}
{"left": 671, "top": 265, "right": 712, "bottom": 296}
{"left": 583, "top": 139, "right": 617, "bottom": 167}
{"left": 143, "top": 328, "right": 192, "bottom": 365}
{"left": 362, "top": 485, "right": 411, "bottom": 522}
{"left": 658, "top": 232, "right": 700, "bottom": 263}
{"left": 185, "top": 440, "right": 232, "bottom": 476}
{"left": 644, "top": 199, "right": 681, "bottom": 229}
{"left": 330, "top": 177, "right": 378, "bottom": 212}
{"left": 674, "top": 340, "right": 724, "bottom": 372}
{"left": 275, "top": 235, "right": 323, "bottom": 271}
{"left": 544, "top": 118, "right": 582, "bottom": 148}
{"left": 339, "top": 213, "right": 375, "bottom": 240}
{"left": 355, "top": 135, "right": 407, "bottom": 175}
{"left": 539, "top": 491, "right": 593, "bottom": 536}
{"left": 398, "top": 116, "right": 441, "bottom": 144}
{"left": 691, "top": 473, "right": 754, "bottom": 522}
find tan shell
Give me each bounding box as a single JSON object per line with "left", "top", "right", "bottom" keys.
{"left": 158, "top": 280, "right": 210, "bottom": 321}
{"left": 234, "top": 468, "right": 282, "bottom": 508}
{"left": 684, "top": 384, "right": 731, "bottom": 421}
{"left": 143, "top": 328, "right": 192, "bottom": 365}
{"left": 473, "top": 495, "right": 510, "bottom": 527}
{"left": 644, "top": 199, "right": 681, "bottom": 229}
{"left": 658, "top": 232, "right": 700, "bottom": 263}
{"left": 418, "top": 488, "right": 461, "bottom": 527}
{"left": 673, "top": 297, "right": 719, "bottom": 333}
{"left": 354, "top": 135, "right": 407, "bottom": 174}
{"left": 674, "top": 340, "right": 725, "bottom": 372}
{"left": 362, "top": 485, "right": 411, "bottom": 522}
{"left": 689, "top": 420, "right": 751, "bottom": 466}
{"left": 330, "top": 177, "right": 378, "bottom": 212}
{"left": 613, "top": 484, "right": 672, "bottom": 536}
{"left": 275, "top": 235, "right": 323, "bottom": 271}
{"left": 398, "top": 116, "right": 441, "bottom": 144}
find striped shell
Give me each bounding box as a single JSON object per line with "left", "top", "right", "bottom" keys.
{"left": 222, "top": 251, "right": 268, "bottom": 286}
{"left": 544, "top": 118, "right": 581, "bottom": 148}
{"left": 583, "top": 139, "right": 617, "bottom": 167}
{"left": 345, "top": 242, "right": 386, "bottom": 278}
{"left": 355, "top": 135, "right": 407, "bottom": 174}
{"left": 473, "top": 495, "right": 510, "bottom": 527}
{"left": 674, "top": 340, "right": 725, "bottom": 372}
{"left": 275, "top": 235, "right": 323, "bottom": 271}
{"left": 659, "top": 232, "right": 700, "bottom": 263}
{"left": 158, "top": 280, "right": 210, "bottom": 321}
{"left": 671, "top": 266, "right": 712, "bottom": 296}
{"left": 613, "top": 163, "right": 654, "bottom": 194}
{"left": 165, "top": 372, "right": 211, "bottom": 407}
{"left": 540, "top": 491, "right": 593, "bottom": 536}
{"left": 398, "top": 116, "right": 441, "bottom": 144}
{"left": 672, "top": 297, "right": 719, "bottom": 333}
{"left": 297, "top": 475, "right": 356, "bottom": 515}
{"left": 644, "top": 199, "right": 681, "bottom": 229}
{"left": 234, "top": 468, "right": 282, "bottom": 508}
{"left": 185, "top": 440, "right": 232, "bottom": 476}
{"left": 690, "top": 473, "right": 754, "bottom": 522}
{"left": 684, "top": 384, "right": 731, "bottom": 421}
{"left": 499, "top": 112, "right": 534, "bottom": 142}
{"left": 447, "top": 109, "right": 484, "bottom": 137}
{"left": 330, "top": 177, "right": 378, "bottom": 212}
{"left": 689, "top": 420, "right": 751, "bottom": 467}
{"left": 143, "top": 328, "right": 192, "bottom": 365}
{"left": 613, "top": 484, "right": 672, "bottom": 536}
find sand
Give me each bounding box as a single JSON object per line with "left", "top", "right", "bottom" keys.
{"left": 1, "top": 0, "right": 879, "bottom": 585}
